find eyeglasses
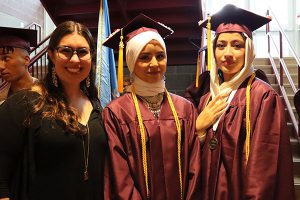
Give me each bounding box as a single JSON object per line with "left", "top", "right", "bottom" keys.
{"left": 55, "top": 46, "right": 91, "bottom": 61}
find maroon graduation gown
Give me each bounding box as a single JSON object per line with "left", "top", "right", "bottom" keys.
{"left": 198, "top": 77, "right": 295, "bottom": 200}
{"left": 102, "top": 93, "right": 201, "bottom": 200}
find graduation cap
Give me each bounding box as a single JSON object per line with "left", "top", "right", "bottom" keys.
{"left": 0, "top": 27, "right": 37, "bottom": 53}
{"left": 196, "top": 4, "right": 271, "bottom": 78}
{"left": 198, "top": 4, "right": 271, "bottom": 38}
{"left": 103, "top": 13, "right": 173, "bottom": 49}
{"left": 103, "top": 13, "right": 173, "bottom": 93}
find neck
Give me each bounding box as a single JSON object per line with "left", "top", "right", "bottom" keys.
{"left": 62, "top": 83, "right": 84, "bottom": 103}
{"left": 223, "top": 72, "right": 238, "bottom": 82}
{"left": 10, "top": 72, "right": 34, "bottom": 93}
{"left": 128, "top": 74, "right": 165, "bottom": 96}
{"left": 62, "top": 83, "right": 92, "bottom": 125}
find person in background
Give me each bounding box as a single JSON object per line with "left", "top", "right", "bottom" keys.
{"left": 0, "top": 27, "right": 38, "bottom": 104}
{"left": 195, "top": 4, "right": 295, "bottom": 200}
{"left": 102, "top": 14, "right": 201, "bottom": 199}
{"left": 0, "top": 21, "right": 107, "bottom": 200}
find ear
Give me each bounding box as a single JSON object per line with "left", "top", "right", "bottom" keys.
{"left": 24, "top": 54, "right": 30, "bottom": 67}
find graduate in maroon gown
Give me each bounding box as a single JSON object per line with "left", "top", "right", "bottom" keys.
{"left": 102, "top": 14, "right": 201, "bottom": 200}
{"left": 195, "top": 4, "right": 295, "bottom": 200}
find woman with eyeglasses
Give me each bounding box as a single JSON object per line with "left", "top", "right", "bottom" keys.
{"left": 0, "top": 21, "right": 107, "bottom": 200}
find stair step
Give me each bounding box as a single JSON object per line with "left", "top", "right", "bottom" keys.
{"left": 288, "top": 123, "right": 298, "bottom": 137}
{"left": 281, "top": 94, "right": 296, "bottom": 107}
{"left": 254, "top": 57, "right": 299, "bottom": 66}
{"left": 294, "top": 153, "right": 300, "bottom": 199}
{"left": 291, "top": 137, "right": 300, "bottom": 158}
{"left": 255, "top": 64, "right": 299, "bottom": 74}
{"left": 295, "top": 176, "right": 300, "bottom": 200}
{"left": 266, "top": 74, "right": 298, "bottom": 86}
{"left": 271, "top": 84, "right": 296, "bottom": 95}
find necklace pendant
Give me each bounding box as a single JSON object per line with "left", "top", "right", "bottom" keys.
{"left": 209, "top": 137, "right": 218, "bottom": 150}
{"left": 84, "top": 170, "right": 89, "bottom": 181}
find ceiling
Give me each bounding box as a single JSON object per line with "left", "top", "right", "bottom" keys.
{"left": 40, "top": 0, "right": 204, "bottom": 65}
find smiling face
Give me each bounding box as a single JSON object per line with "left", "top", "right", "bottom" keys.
{"left": 214, "top": 32, "right": 245, "bottom": 81}
{"left": 133, "top": 40, "right": 167, "bottom": 83}
{"left": 48, "top": 33, "right": 91, "bottom": 88}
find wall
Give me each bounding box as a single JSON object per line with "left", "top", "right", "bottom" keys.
{"left": 124, "top": 64, "right": 196, "bottom": 97}
{"left": 0, "top": 0, "right": 44, "bottom": 28}
{"left": 166, "top": 65, "right": 196, "bottom": 96}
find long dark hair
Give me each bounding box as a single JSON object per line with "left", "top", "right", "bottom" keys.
{"left": 30, "top": 21, "right": 98, "bottom": 134}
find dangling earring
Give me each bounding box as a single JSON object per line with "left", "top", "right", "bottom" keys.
{"left": 86, "top": 76, "right": 90, "bottom": 88}
{"left": 52, "top": 67, "right": 58, "bottom": 87}
{"left": 163, "top": 75, "right": 166, "bottom": 81}
{"left": 129, "top": 75, "right": 134, "bottom": 84}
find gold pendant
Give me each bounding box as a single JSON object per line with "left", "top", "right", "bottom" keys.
{"left": 84, "top": 171, "right": 89, "bottom": 181}
{"left": 209, "top": 137, "right": 218, "bottom": 150}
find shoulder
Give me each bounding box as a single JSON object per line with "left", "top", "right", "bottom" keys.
{"left": 0, "top": 90, "right": 40, "bottom": 129}
{"left": 105, "top": 93, "right": 132, "bottom": 110}
{"left": 103, "top": 93, "right": 135, "bottom": 118}
{"left": 1, "top": 89, "right": 40, "bottom": 109}
{"left": 169, "top": 92, "right": 194, "bottom": 106}
{"left": 251, "top": 78, "right": 279, "bottom": 97}
{"left": 168, "top": 92, "right": 197, "bottom": 117}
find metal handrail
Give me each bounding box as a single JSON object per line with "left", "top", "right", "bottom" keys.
{"left": 199, "top": 0, "right": 207, "bottom": 73}
{"left": 266, "top": 8, "right": 300, "bottom": 137}
{"left": 267, "top": 33, "right": 298, "bottom": 93}
{"left": 31, "top": 35, "right": 51, "bottom": 53}
{"left": 25, "top": 22, "right": 42, "bottom": 29}
{"left": 268, "top": 51, "right": 298, "bottom": 133}
{"left": 268, "top": 9, "right": 300, "bottom": 68}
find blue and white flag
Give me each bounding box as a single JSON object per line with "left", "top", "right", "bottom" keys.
{"left": 96, "top": 0, "right": 118, "bottom": 108}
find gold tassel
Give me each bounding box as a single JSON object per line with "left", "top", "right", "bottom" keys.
{"left": 132, "top": 88, "right": 183, "bottom": 199}
{"left": 118, "top": 29, "right": 124, "bottom": 93}
{"left": 206, "top": 14, "right": 212, "bottom": 71}
{"left": 245, "top": 73, "right": 255, "bottom": 164}
{"left": 195, "top": 52, "right": 200, "bottom": 88}
{"left": 165, "top": 90, "right": 183, "bottom": 200}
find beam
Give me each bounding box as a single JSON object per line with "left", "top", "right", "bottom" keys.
{"left": 110, "top": 0, "right": 197, "bottom": 11}
{"left": 55, "top": 4, "right": 99, "bottom": 16}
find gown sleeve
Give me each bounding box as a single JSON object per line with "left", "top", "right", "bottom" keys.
{"left": 102, "top": 107, "right": 143, "bottom": 200}
{"left": 0, "top": 92, "right": 30, "bottom": 198}
{"left": 244, "top": 90, "right": 295, "bottom": 199}
{"left": 185, "top": 106, "right": 202, "bottom": 200}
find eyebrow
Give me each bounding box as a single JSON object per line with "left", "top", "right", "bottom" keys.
{"left": 217, "top": 39, "right": 245, "bottom": 43}
{"left": 57, "top": 45, "right": 90, "bottom": 49}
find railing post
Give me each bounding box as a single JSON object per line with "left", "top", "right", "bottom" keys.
{"left": 279, "top": 32, "right": 283, "bottom": 86}
{"left": 266, "top": 10, "right": 270, "bottom": 53}
{"left": 298, "top": 65, "right": 300, "bottom": 89}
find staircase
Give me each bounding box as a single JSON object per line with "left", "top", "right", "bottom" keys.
{"left": 254, "top": 57, "right": 300, "bottom": 199}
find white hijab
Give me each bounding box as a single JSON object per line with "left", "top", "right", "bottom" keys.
{"left": 210, "top": 33, "right": 255, "bottom": 98}
{"left": 125, "top": 30, "right": 166, "bottom": 96}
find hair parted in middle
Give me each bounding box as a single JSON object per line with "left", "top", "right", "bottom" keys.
{"left": 29, "top": 21, "right": 98, "bottom": 134}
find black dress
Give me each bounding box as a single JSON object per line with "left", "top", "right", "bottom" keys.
{"left": 0, "top": 91, "right": 107, "bottom": 200}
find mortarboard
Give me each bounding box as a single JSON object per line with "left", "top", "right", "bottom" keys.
{"left": 103, "top": 13, "right": 173, "bottom": 50}
{"left": 196, "top": 4, "right": 271, "bottom": 76}
{"left": 103, "top": 13, "right": 173, "bottom": 93}
{"left": 198, "top": 4, "right": 271, "bottom": 38}
{"left": 0, "top": 27, "right": 37, "bottom": 53}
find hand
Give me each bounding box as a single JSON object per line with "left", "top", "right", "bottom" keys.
{"left": 196, "top": 94, "right": 228, "bottom": 134}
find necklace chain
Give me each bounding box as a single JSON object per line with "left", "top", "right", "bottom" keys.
{"left": 139, "top": 93, "right": 164, "bottom": 117}
{"left": 81, "top": 124, "right": 90, "bottom": 181}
